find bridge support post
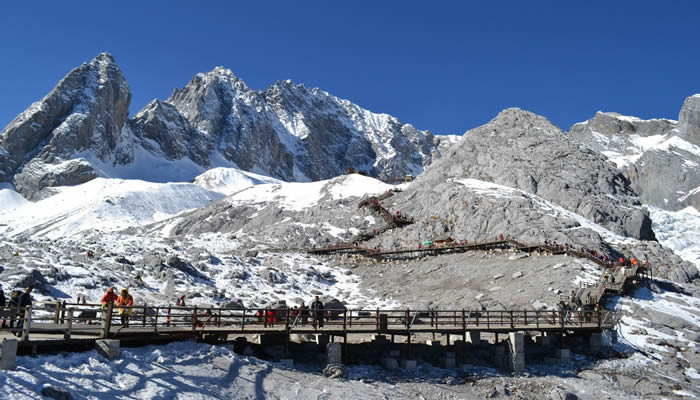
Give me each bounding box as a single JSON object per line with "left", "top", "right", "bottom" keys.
{"left": 326, "top": 342, "right": 342, "bottom": 364}
{"left": 0, "top": 339, "right": 18, "bottom": 370}
{"left": 508, "top": 332, "right": 525, "bottom": 372}
{"left": 95, "top": 339, "right": 120, "bottom": 360}
{"left": 466, "top": 331, "right": 481, "bottom": 346}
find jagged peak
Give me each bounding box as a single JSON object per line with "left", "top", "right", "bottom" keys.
{"left": 91, "top": 52, "right": 116, "bottom": 65}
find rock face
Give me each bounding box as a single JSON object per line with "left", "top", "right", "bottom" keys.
{"left": 414, "top": 108, "right": 655, "bottom": 240}
{"left": 0, "top": 54, "right": 458, "bottom": 198}
{"left": 0, "top": 53, "right": 131, "bottom": 199}
{"left": 570, "top": 95, "right": 700, "bottom": 211}
{"left": 679, "top": 94, "right": 700, "bottom": 147}
{"left": 154, "top": 68, "right": 458, "bottom": 181}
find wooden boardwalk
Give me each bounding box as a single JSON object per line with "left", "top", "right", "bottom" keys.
{"left": 0, "top": 304, "right": 617, "bottom": 354}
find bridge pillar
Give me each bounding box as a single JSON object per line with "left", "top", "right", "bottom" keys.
{"left": 95, "top": 339, "right": 120, "bottom": 360}
{"left": 466, "top": 331, "right": 481, "bottom": 346}
{"left": 508, "top": 332, "right": 525, "bottom": 372}
{"left": 0, "top": 339, "right": 18, "bottom": 370}
{"left": 326, "top": 342, "right": 342, "bottom": 364}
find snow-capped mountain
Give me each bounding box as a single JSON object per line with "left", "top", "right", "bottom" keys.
{"left": 570, "top": 94, "right": 700, "bottom": 211}
{"left": 0, "top": 53, "right": 459, "bottom": 200}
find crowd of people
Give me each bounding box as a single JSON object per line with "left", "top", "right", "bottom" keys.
{"left": 0, "top": 285, "right": 34, "bottom": 336}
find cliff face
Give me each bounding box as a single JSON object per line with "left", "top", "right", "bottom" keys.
{"left": 0, "top": 53, "right": 131, "bottom": 199}
{"left": 570, "top": 94, "right": 700, "bottom": 212}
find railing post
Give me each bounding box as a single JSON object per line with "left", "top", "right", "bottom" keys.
{"left": 343, "top": 309, "right": 347, "bottom": 333}
{"left": 285, "top": 308, "right": 290, "bottom": 332}
{"left": 241, "top": 309, "right": 246, "bottom": 332}
{"left": 462, "top": 309, "right": 466, "bottom": 331}
{"left": 20, "top": 306, "right": 32, "bottom": 341}
{"left": 264, "top": 309, "right": 268, "bottom": 328}
{"left": 64, "top": 308, "right": 73, "bottom": 340}
{"left": 376, "top": 309, "right": 380, "bottom": 331}
{"left": 192, "top": 306, "right": 198, "bottom": 332}
{"left": 154, "top": 308, "right": 159, "bottom": 330}
{"left": 60, "top": 300, "right": 67, "bottom": 324}
{"left": 405, "top": 308, "right": 410, "bottom": 329}
{"left": 349, "top": 310, "right": 352, "bottom": 328}
{"left": 101, "top": 303, "right": 113, "bottom": 339}
{"left": 143, "top": 303, "right": 148, "bottom": 327}
{"left": 510, "top": 310, "right": 514, "bottom": 328}
{"left": 53, "top": 301, "right": 61, "bottom": 323}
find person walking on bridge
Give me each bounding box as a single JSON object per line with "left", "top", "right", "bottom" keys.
{"left": 16, "top": 286, "right": 33, "bottom": 336}
{"left": 0, "top": 287, "right": 6, "bottom": 328}
{"left": 101, "top": 287, "right": 118, "bottom": 310}
{"left": 311, "top": 296, "right": 324, "bottom": 330}
{"left": 117, "top": 288, "right": 134, "bottom": 327}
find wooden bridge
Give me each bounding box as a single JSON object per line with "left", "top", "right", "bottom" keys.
{"left": 0, "top": 302, "right": 616, "bottom": 354}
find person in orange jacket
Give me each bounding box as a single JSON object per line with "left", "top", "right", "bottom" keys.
{"left": 116, "top": 288, "right": 134, "bottom": 327}
{"left": 101, "top": 287, "right": 118, "bottom": 310}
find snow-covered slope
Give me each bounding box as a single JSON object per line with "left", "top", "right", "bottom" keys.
{"left": 0, "top": 178, "right": 225, "bottom": 239}
{"left": 193, "top": 167, "right": 283, "bottom": 196}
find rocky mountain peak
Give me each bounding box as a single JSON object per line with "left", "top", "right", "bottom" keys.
{"left": 0, "top": 52, "right": 131, "bottom": 199}
{"left": 679, "top": 94, "right": 700, "bottom": 146}
{"left": 418, "top": 107, "right": 654, "bottom": 240}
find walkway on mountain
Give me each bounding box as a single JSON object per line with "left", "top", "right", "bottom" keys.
{"left": 0, "top": 302, "right": 616, "bottom": 356}
{"left": 308, "top": 238, "right": 652, "bottom": 311}
{"left": 355, "top": 189, "right": 413, "bottom": 241}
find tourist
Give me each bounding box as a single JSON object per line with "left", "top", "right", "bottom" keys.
{"left": 311, "top": 296, "right": 324, "bottom": 329}
{"left": 116, "top": 288, "right": 134, "bottom": 327}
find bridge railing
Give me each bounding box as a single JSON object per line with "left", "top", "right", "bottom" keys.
{"left": 0, "top": 303, "right": 616, "bottom": 341}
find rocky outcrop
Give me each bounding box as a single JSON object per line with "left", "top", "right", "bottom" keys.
{"left": 570, "top": 94, "right": 700, "bottom": 211}
{"left": 415, "top": 108, "right": 655, "bottom": 240}
{"left": 679, "top": 94, "right": 700, "bottom": 146}
{"left": 0, "top": 53, "right": 131, "bottom": 199}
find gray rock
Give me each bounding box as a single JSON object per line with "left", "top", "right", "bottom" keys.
{"left": 41, "top": 386, "right": 72, "bottom": 400}
{"left": 259, "top": 268, "right": 285, "bottom": 284}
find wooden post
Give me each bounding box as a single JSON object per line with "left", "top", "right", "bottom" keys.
{"left": 348, "top": 309, "right": 352, "bottom": 328}
{"left": 376, "top": 309, "right": 380, "bottom": 331}
{"left": 101, "top": 303, "right": 113, "bottom": 339}
{"left": 64, "top": 308, "right": 73, "bottom": 340}
{"left": 264, "top": 308, "right": 268, "bottom": 328}
{"left": 343, "top": 309, "right": 347, "bottom": 333}
{"left": 192, "top": 306, "right": 198, "bottom": 332}
{"left": 60, "top": 301, "right": 67, "bottom": 324}
{"left": 241, "top": 309, "right": 246, "bottom": 332}
{"left": 405, "top": 308, "right": 410, "bottom": 329}
{"left": 510, "top": 310, "right": 514, "bottom": 329}
{"left": 217, "top": 309, "right": 222, "bottom": 328}
{"left": 462, "top": 309, "right": 466, "bottom": 331}
{"left": 154, "top": 308, "right": 159, "bottom": 330}
{"left": 53, "top": 301, "right": 61, "bottom": 323}
{"left": 20, "top": 306, "right": 32, "bottom": 341}
{"left": 143, "top": 303, "right": 147, "bottom": 327}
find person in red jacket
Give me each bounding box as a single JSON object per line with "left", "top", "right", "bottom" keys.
{"left": 101, "top": 288, "right": 118, "bottom": 310}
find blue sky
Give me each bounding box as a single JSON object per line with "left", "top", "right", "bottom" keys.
{"left": 1, "top": 1, "right": 698, "bottom": 135}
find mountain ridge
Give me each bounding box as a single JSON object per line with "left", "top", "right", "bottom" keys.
{"left": 0, "top": 53, "right": 459, "bottom": 199}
